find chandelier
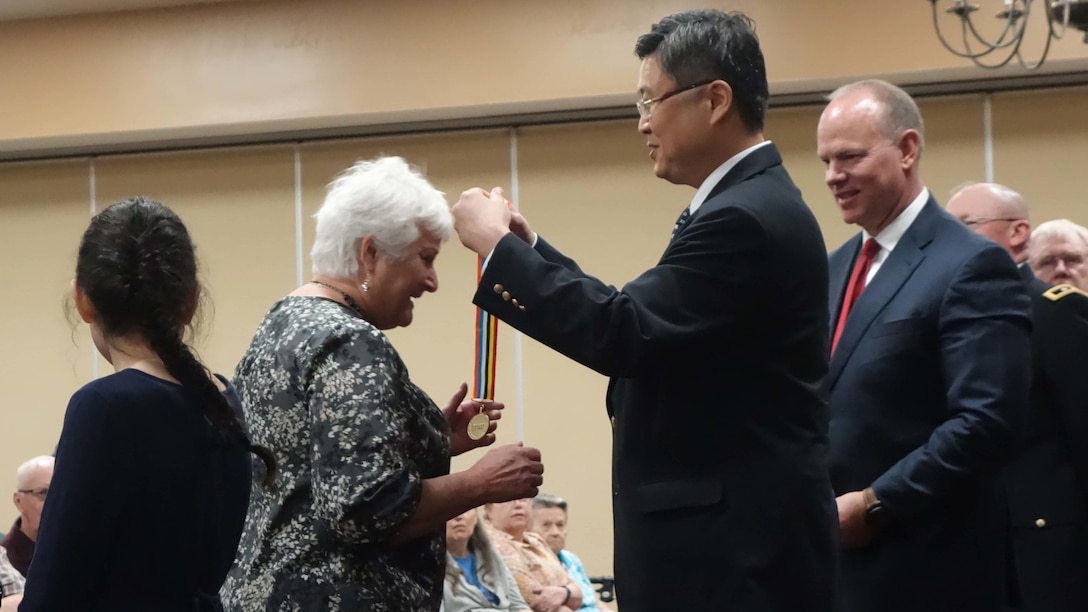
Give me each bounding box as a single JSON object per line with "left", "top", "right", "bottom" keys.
{"left": 928, "top": 0, "right": 1088, "bottom": 69}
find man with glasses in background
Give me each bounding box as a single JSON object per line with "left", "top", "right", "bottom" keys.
{"left": 2, "top": 456, "right": 54, "bottom": 577}
{"left": 948, "top": 183, "right": 1088, "bottom": 612}
{"left": 452, "top": 9, "right": 836, "bottom": 611}
{"left": 1029, "top": 219, "right": 1088, "bottom": 292}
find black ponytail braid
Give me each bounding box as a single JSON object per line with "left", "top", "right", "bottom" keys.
{"left": 76, "top": 196, "right": 276, "bottom": 486}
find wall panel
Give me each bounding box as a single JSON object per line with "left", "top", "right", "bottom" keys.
{"left": 93, "top": 146, "right": 298, "bottom": 375}
{"left": 992, "top": 86, "right": 1088, "bottom": 226}
{"left": 0, "top": 160, "right": 92, "bottom": 520}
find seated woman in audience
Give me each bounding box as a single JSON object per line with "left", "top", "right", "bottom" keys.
{"left": 530, "top": 494, "right": 611, "bottom": 611}
{"left": 222, "top": 156, "right": 543, "bottom": 611}
{"left": 486, "top": 498, "right": 582, "bottom": 612}
{"left": 20, "top": 197, "right": 275, "bottom": 611}
{"left": 443, "top": 508, "right": 529, "bottom": 612}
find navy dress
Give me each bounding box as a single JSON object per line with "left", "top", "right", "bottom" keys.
{"left": 19, "top": 369, "right": 251, "bottom": 611}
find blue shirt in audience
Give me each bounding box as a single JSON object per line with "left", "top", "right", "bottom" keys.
{"left": 559, "top": 549, "right": 600, "bottom": 611}
{"left": 452, "top": 553, "right": 500, "bottom": 605}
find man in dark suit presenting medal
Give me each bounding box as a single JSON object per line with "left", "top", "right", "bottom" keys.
{"left": 451, "top": 10, "right": 836, "bottom": 612}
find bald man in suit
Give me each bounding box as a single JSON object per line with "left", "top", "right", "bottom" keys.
{"left": 819, "top": 81, "right": 1031, "bottom": 612}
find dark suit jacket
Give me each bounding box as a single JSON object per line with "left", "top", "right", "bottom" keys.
{"left": 1005, "top": 269, "right": 1088, "bottom": 612}
{"left": 475, "top": 144, "right": 838, "bottom": 612}
{"left": 827, "top": 197, "right": 1032, "bottom": 612}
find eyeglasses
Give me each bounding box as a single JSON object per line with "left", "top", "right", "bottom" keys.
{"left": 636, "top": 79, "right": 716, "bottom": 118}
{"left": 17, "top": 488, "right": 48, "bottom": 500}
{"left": 962, "top": 217, "right": 1022, "bottom": 227}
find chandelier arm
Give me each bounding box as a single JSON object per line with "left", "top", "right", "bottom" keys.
{"left": 964, "top": 9, "right": 1025, "bottom": 49}
{"left": 1016, "top": 4, "right": 1055, "bottom": 70}
{"left": 966, "top": 16, "right": 1014, "bottom": 63}
{"left": 963, "top": 15, "right": 1014, "bottom": 62}
{"left": 1051, "top": 0, "right": 1070, "bottom": 39}
{"left": 963, "top": 15, "right": 1022, "bottom": 68}
{"left": 931, "top": 0, "right": 1000, "bottom": 58}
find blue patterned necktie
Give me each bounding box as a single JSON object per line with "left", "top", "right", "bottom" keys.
{"left": 670, "top": 207, "right": 692, "bottom": 242}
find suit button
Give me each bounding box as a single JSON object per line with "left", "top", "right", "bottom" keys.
{"left": 1035, "top": 518, "right": 1047, "bottom": 528}
{"left": 502, "top": 291, "right": 511, "bottom": 301}
{"left": 493, "top": 284, "right": 504, "bottom": 294}
{"left": 512, "top": 298, "right": 519, "bottom": 306}
{"left": 518, "top": 305, "right": 526, "bottom": 311}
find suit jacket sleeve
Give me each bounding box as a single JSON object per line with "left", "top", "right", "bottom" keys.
{"left": 474, "top": 205, "right": 769, "bottom": 377}
{"left": 872, "top": 245, "right": 1031, "bottom": 519}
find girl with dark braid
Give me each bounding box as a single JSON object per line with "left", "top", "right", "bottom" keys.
{"left": 20, "top": 197, "right": 274, "bottom": 612}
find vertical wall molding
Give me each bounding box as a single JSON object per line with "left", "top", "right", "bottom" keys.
{"left": 983, "top": 94, "right": 994, "bottom": 183}
{"left": 88, "top": 157, "right": 100, "bottom": 380}
{"left": 294, "top": 143, "right": 304, "bottom": 287}
{"left": 509, "top": 128, "right": 526, "bottom": 442}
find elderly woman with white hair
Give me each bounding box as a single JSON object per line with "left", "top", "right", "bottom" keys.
{"left": 222, "top": 156, "right": 544, "bottom": 611}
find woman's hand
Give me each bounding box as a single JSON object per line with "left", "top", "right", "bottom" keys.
{"left": 442, "top": 382, "right": 504, "bottom": 456}
{"left": 530, "top": 585, "right": 572, "bottom": 612}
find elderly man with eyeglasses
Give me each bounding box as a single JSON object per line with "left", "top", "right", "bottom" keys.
{"left": 2, "top": 455, "right": 54, "bottom": 577}
{"left": 1029, "top": 219, "right": 1088, "bottom": 292}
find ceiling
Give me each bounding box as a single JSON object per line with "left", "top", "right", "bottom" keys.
{"left": 0, "top": 0, "right": 250, "bottom": 21}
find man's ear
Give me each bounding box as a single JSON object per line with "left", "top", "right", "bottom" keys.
{"left": 72, "top": 280, "right": 96, "bottom": 324}
{"left": 707, "top": 80, "right": 733, "bottom": 125}
{"left": 897, "top": 130, "right": 922, "bottom": 170}
{"left": 1009, "top": 220, "right": 1032, "bottom": 252}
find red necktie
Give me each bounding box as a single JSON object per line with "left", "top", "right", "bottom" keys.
{"left": 831, "top": 238, "right": 880, "bottom": 355}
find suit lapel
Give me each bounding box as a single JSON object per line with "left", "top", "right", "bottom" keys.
{"left": 660, "top": 144, "right": 783, "bottom": 262}
{"left": 700, "top": 143, "right": 783, "bottom": 209}
{"left": 827, "top": 198, "right": 941, "bottom": 389}
{"left": 828, "top": 235, "right": 862, "bottom": 332}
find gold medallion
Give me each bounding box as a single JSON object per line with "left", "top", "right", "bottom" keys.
{"left": 467, "top": 412, "right": 490, "bottom": 440}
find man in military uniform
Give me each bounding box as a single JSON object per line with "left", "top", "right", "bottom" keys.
{"left": 947, "top": 183, "right": 1088, "bottom": 612}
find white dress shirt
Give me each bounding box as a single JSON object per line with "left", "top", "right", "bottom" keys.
{"left": 862, "top": 187, "right": 930, "bottom": 285}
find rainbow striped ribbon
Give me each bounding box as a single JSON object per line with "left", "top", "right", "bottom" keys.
{"left": 473, "top": 255, "right": 499, "bottom": 400}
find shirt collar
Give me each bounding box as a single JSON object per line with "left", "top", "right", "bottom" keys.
{"left": 688, "top": 140, "right": 773, "bottom": 215}
{"left": 863, "top": 187, "right": 930, "bottom": 253}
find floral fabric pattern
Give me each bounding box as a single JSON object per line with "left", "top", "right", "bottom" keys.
{"left": 222, "top": 296, "right": 451, "bottom": 611}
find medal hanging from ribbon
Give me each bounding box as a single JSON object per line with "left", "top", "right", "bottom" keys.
{"left": 468, "top": 254, "right": 497, "bottom": 440}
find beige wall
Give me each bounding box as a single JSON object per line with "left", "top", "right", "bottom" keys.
{"left": 3, "top": 87, "right": 1087, "bottom": 583}
{"left": 2, "top": 0, "right": 1087, "bottom": 154}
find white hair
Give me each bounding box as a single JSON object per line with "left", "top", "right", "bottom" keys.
{"left": 15, "top": 456, "right": 53, "bottom": 490}
{"left": 311, "top": 156, "right": 452, "bottom": 278}
{"left": 1030, "top": 218, "right": 1088, "bottom": 252}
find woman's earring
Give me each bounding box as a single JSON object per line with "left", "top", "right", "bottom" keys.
{"left": 361, "top": 280, "right": 369, "bottom": 293}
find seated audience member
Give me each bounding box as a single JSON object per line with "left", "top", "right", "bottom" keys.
{"left": 442, "top": 508, "right": 529, "bottom": 612}
{"left": 487, "top": 499, "right": 582, "bottom": 612}
{"left": 0, "top": 546, "right": 25, "bottom": 607}
{"left": 2, "top": 456, "right": 53, "bottom": 576}
{"left": 1029, "top": 219, "right": 1088, "bottom": 291}
{"left": 530, "top": 495, "right": 611, "bottom": 611}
